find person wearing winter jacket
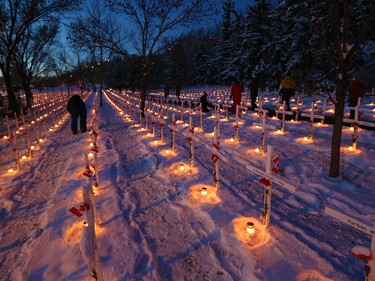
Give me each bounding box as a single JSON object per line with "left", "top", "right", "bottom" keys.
{"left": 279, "top": 75, "right": 296, "bottom": 111}
{"left": 67, "top": 94, "right": 87, "bottom": 134}
{"left": 348, "top": 75, "right": 364, "bottom": 119}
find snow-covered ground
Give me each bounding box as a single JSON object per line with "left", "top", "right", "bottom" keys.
{"left": 0, "top": 89, "right": 374, "bottom": 281}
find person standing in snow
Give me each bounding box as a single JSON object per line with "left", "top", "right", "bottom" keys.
{"left": 279, "top": 74, "right": 296, "bottom": 111}
{"left": 200, "top": 92, "right": 210, "bottom": 112}
{"left": 230, "top": 77, "right": 244, "bottom": 113}
{"left": 348, "top": 75, "right": 364, "bottom": 119}
{"left": 249, "top": 77, "right": 259, "bottom": 111}
{"left": 67, "top": 94, "right": 87, "bottom": 135}
{"left": 164, "top": 84, "right": 170, "bottom": 103}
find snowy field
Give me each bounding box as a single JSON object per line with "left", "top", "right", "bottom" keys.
{"left": 0, "top": 89, "right": 375, "bottom": 281}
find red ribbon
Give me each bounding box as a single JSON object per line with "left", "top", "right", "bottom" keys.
{"left": 186, "top": 137, "right": 193, "bottom": 142}
{"left": 189, "top": 128, "right": 194, "bottom": 134}
{"left": 212, "top": 143, "right": 220, "bottom": 150}
{"left": 159, "top": 123, "right": 165, "bottom": 128}
{"left": 83, "top": 167, "right": 93, "bottom": 177}
{"left": 211, "top": 154, "right": 219, "bottom": 163}
{"left": 352, "top": 122, "right": 358, "bottom": 127}
{"left": 91, "top": 145, "right": 98, "bottom": 153}
{"left": 259, "top": 177, "right": 271, "bottom": 186}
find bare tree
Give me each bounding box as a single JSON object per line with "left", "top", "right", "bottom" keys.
{"left": 0, "top": 0, "right": 80, "bottom": 113}
{"left": 311, "top": 1, "right": 375, "bottom": 177}
{"left": 68, "top": 0, "right": 116, "bottom": 105}
{"left": 106, "top": 0, "right": 216, "bottom": 116}
{"left": 13, "top": 23, "right": 58, "bottom": 108}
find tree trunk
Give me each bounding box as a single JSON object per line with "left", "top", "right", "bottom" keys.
{"left": 20, "top": 75, "right": 33, "bottom": 109}
{"left": 2, "top": 71, "right": 18, "bottom": 113}
{"left": 329, "top": 80, "right": 346, "bottom": 177}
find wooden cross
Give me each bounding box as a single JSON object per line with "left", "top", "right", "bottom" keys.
{"left": 275, "top": 101, "right": 293, "bottom": 132}
{"left": 253, "top": 108, "right": 276, "bottom": 152}
{"left": 301, "top": 102, "right": 325, "bottom": 139}
{"left": 343, "top": 97, "right": 375, "bottom": 150}
{"left": 325, "top": 207, "right": 375, "bottom": 280}
{"left": 244, "top": 145, "right": 297, "bottom": 227}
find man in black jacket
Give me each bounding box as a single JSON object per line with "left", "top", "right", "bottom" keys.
{"left": 67, "top": 95, "right": 87, "bottom": 134}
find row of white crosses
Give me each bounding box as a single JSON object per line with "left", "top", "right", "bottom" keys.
{"left": 325, "top": 207, "right": 375, "bottom": 281}
{"left": 344, "top": 97, "right": 375, "bottom": 150}
{"left": 107, "top": 90, "right": 299, "bottom": 230}
{"left": 3, "top": 91, "right": 72, "bottom": 174}
{"left": 69, "top": 94, "right": 103, "bottom": 281}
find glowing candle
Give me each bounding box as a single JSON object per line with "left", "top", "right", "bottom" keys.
{"left": 246, "top": 222, "right": 255, "bottom": 234}
{"left": 201, "top": 187, "right": 208, "bottom": 196}
{"left": 179, "top": 164, "right": 185, "bottom": 171}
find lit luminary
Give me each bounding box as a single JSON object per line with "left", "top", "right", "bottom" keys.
{"left": 165, "top": 149, "right": 170, "bottom": 154}
{"left": 147, "top": 133, "right": 151, "bottom": 136}
{"left": 22, "top": 155, "right": 27, "bottom": 160}
{"left": 348, "top": 146, "right": 354, "bottom": 151}
{"left": 350, "top": 127, "right": 354, "bottom": 132}
{"left": 201, "top": 187, "right": 208, "bottom": 196}
{"left": 179, "top": 164, "right": 185, "bottom": 171}
{"left": 90, "top": 143, "right": 94, "bottom": 147}
{"left": 88, "top": 152, "right": 94, "bottom": 159}
{"left": 255, "top": 148, "right": 260, "bottom": 153}
{"left": 39, "top": 138, "right": 44, "bottom": 143}
{"left": 3, "top": 136, "right": 8, "bottom": 139}
{"left": 8, "top": 167, "right": 14, "bottom": 173}
{"left": 304, "top": 137, "right": 308, "bottom": 141}
{"left": 31, "top": 146, "right": 35, "bottom": 151}
{"left": 230, "top": 138, "right": 235, "bottom": 142}
{"left": 246, "top": 222, "right": 255, "bottom": 234}
{"left": 153, "top": 140, "right": 157, "bottom": 144}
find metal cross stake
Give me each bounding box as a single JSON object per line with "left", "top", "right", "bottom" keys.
{"left": 245, "top": 145, "right": 297, "bottom": 227}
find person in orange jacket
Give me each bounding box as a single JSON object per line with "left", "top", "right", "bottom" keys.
{"left": 230, "top": 77, "right": 244, "bottom": 114}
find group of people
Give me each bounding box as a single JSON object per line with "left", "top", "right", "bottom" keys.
{"left": 195, "top": 73, "right": 365, "bottom": 118}
{"left": 201, "top": 75, "right": 297, "bottom": 114}
{"left": 65, "top": 74, "right": 365, "bottom": 136}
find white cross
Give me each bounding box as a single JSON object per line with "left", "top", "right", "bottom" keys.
{"left": 244, "top": 145, "right": 297, "bottom": 227}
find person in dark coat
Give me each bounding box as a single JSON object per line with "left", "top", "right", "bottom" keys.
{"left": 348, "top": 75, "right": 364, "bottom": 119}
{"left": 279, "top": 75, "right": 297, "bottom": 111}
{"left": 164, "top": 84, "right": 170, "bottom": 103}
{"left": 249, "top": 78, "right": 259, "bottom": 111}
{"left": 200, "top": 92, "right": 210, "bottom": 112}
{"left": 67, "top": 95, "right": 87, "bottom": 134}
